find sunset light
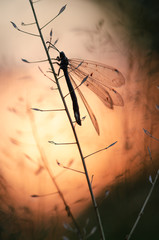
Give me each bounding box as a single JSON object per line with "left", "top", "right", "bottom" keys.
{"left": 0, "top": 0, "right": 159, "bottom": 239}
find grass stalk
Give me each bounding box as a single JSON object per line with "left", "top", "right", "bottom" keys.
{"left": 28, "top": 0, "right": 105, "bottom": 239}
{"left": 27, "top": 106, "right": 83, "bottom": 239}
{"left": 126, "top": 169, "right": 159, "bottom": 240}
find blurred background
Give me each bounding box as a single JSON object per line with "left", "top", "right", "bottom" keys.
{"left": 0, "top": 0, "right": 159, "bottom": 239}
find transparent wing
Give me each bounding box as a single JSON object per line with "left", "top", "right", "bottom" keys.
{"left": 68, "top": 59, "right": 124, "bottom": 108}
{"left": 69, "top": 74, "right": 100, "bottom": 135}
{"left": 69, "top": 58, "right": 125, "bottom": 88}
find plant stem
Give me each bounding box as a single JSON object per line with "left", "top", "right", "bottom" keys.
{"left": 27, "top": 106, "right": 83, "bottom": 239}
{"left": 126, "top": 169, "right": 159, "bottom": 240}
{"left": 28, "top": 1, "right": 105, "bottom": 239}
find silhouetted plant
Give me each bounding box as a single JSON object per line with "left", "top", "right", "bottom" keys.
{"left": 10, "top": 1, "right": 126, "bottom": 239}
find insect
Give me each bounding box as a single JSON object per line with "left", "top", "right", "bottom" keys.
{"left": 48, "top": 42, "right": 125, "bottom": 135}
{"left": 57, "top": 51, "right": 82, "bottom": 126}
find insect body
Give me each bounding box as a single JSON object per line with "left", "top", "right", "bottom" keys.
{"left": 58, "top": 51, "right": 81, "bottom": 125}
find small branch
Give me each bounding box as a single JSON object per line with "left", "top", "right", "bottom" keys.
{"left": 21, "top": 21, "right": 36, "bottom": 26}
{"left": 10, "top": 21, "right": 39, "bottom": 37}
{"left": 126, "top": 169, "right": 159, "bottom": 240}
{"left": 48, "top": 140, "right": 76, "bottom": 145}
{"left": 22, "top": 58, "right": 49, "bottom": 63}
{"left": 90, "top": 175, "right": 94, "bottom": 185}
{"left": 33, "top": 0, "right": 41, "bottom": 3}
{"left": 143, "top": 128, "right": 159, "bottom": 142}
{"left": 147, "top": 146, "right": 152, "bottom": 161}
{"left": 56, "top": 160, "right": 85, "bottom": 174}
{"left": 31, "top": 108, "right": 65, "bottom": 112}
{"left": 31, "top": 191, "right": 58, "bottom": 197}
{"left": 156, "top": 104, "right": 159, "bottom": 111}
{"left": 72, "top": 116, "right": 86, "bottom": 125}
{"left": 38, "top": 66, "right": 57, "bottom": 84}
{"left": 84, "top": 141, "right": 118, "bottom": 159}
{"left": 64, "top": 75, "right": 88, "bottom": 98}
{"left": 40, "top": 5, "right": 67, "bottom": 30}
{"left": 98, "top": 190, "right": 110, "bottom": 206}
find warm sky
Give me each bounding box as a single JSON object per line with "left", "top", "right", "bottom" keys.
{"left": 0, "top": 0, "right": 159, "bottom": 218}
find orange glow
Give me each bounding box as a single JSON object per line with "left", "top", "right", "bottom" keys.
{"left": 1, "top": 0, "right": 159, "bottom": 231}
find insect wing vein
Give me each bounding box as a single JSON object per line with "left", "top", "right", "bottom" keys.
{"left": 69, "top": 58, "right": 125, "bottom": 88}
{"left": 69, "top": 74, "right": 100, "bottom": 135}
{"left": 69, "top": 61, "right": 124, "bottom": 107}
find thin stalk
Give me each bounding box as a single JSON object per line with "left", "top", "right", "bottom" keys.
{"left": 84, "top": 141, "right": 117, "bottom": 159}
{"left": 126, "top": 169, "right": 159, "bottom": 240}
{"left": 27, "top": 106, "right": 83, "bottom": 239}
{"left": 29, "top": 2, "right": 83, "bottom": 239}
{"left": 29, "top": 1, "right": 105, "bottom": 239}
